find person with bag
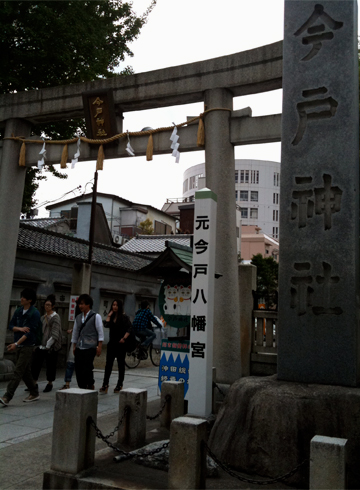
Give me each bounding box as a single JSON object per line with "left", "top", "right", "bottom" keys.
{"left": 100, "top": 299, "right": 132, "bottom": 394}
{"left": 0, "top": 288, "right": 40, "bottom": 407}
{"left": 71, "top": 294, "right": 104, "bottom": 390}
{"left": 30, "top": 294, "right": 62, "bottom": 393}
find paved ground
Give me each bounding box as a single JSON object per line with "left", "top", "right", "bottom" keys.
{"left": 0, "top": 364, "right": 296, "bottom": 490}
{"left": 0, "top": 364, "right": 160, "bottom": 489}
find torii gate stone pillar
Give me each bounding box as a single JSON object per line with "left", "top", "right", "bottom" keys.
{"left": 0, "top": 118, "right": 32, "bottom": 376}
{"left": 204, "top": 88, "right": 241, "bottom": 384}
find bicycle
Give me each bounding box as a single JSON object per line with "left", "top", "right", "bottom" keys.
{"left": 125, "top": 333, "right": 161, "bottom": 369}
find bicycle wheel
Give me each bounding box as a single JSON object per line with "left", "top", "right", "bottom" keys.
{"left": 150, "top": 344, "right": 161, "bottom": 367}
{"left": 125, "top": 349, "right": 140, "bottom": 369}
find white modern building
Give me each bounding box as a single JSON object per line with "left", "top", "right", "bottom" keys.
{"left": 182, "top": 159, "right": 280, "bottom": 238}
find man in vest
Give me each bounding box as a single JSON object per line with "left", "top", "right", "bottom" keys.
{"left": 71, "top": 294, "right": 104, "bottom": 389}
{"left": 0, "top": 288, "right": 40, "bottom": 407}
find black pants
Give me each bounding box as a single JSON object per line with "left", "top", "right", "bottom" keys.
{"left": 31, "top": 347, "right": 58, "bottom": 382}
{"left": 103, "top": 342, "right": 126, "bottom": 387}
{"left": 74, "top": 348, "right": 96, "bottom": 389}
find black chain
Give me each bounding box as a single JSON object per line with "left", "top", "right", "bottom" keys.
{"left": 88, "top": 406, "right": 170, "bottom": 459}
{"left": 203, "top": 441, "right": 308, "bottom": 485}
{"left": 212, "top": 382, "right": 226, "bottom": 397}
{"left": 89, "top": 415, "right": 170, "bottom": 458}
{"left": 88, "top": 406, "right": 128, "bottom": 442}
{"left": 146, "top": 394, "right": 170, "bottom": 420}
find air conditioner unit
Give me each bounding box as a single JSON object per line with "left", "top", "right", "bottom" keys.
{"left": 113, "top": 234, "right": 123, "bottom": 245}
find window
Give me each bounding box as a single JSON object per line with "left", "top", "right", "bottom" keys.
{"left": 183, "top": 179, "right": 188, "bottom": 193}
{"left": 250, "top": 208, "right": 258, "bottom": 219}
{"left": 235, "top": 170, "right": 239, "bottom": 183}
{"left": 189, "top": 176, "right": 196, "bottom": 189}
{"left": 251, "top": 170, "right": 259, "bottom": 184}
{"left": 272, "top": 226, "right": 279, "bottom": 239}
{"left": 240, "top": 170, "right": 250, "bottom": 183}
{"left": 241, "top": 208, "right": 248, "bottom": 218}
{"left": 250, "top": 191, "right": 258, "bottom": 202}
{"left": 195, "top": 173, "right": 203, "bottom": 189}
{"left": 273, "top": 192, "right": 279, "bottom": 204}
{"left": 273, "top": 210, "right": 279, "bottom": 221}
{"left": 240, "top": 191, "right": 248, "bottom": 201}
{"left": 235, "top": 190, "right": 238, "bottom": 201}
{"left": 273, "top": 172, "right": 280, "bottom": 187}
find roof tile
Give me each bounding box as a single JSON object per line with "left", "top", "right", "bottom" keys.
{"left": 17, "top": 224, "right": 151, "bottom": 272}
{"left": 121, "top": 235, "right": 191, "bottom": 253}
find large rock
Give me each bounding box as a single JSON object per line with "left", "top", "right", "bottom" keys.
{"left": 208, "top": 376, "right": 360, "bottom": 488}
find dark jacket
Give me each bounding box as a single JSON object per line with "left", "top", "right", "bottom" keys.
{"left": 104, "top": 314, "right": 132, "bottom": 344}
{"left": 132, "top": 308, "right": 162, "bottom": 332}
{"left": 9, "top": 305, "right": 40, "bottom": 346}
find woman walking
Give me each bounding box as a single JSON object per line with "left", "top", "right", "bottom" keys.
{"left": 100, "top": 299, "right": 132, "bottom": 394}
{"left": 31, "top": 294, "right": 62, "bottom": 392}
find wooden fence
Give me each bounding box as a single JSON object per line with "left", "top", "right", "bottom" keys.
{"left": 251, "top": 310, "right": 278, "bottom": 375}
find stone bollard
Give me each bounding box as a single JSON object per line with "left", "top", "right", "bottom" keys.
{"left": 160, "top": 381, "right": 184, "bottom": 430}
{"left": 310, "top": 435, "right": 347, "bottom": 490}
{"left": 118, "top": 388, "right": 147, "bottom": 450}
{"left": 168, "top": 416, "right": 208, "bottom": 489}
{"left": 50, "top": 388, "right": 98, "bottom": 475}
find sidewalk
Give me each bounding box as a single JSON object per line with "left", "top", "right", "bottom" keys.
{"left": 0, "top": 365, "right": 160, "bottom": 449}
{"left": 0, "top": 366, "right": 296, "bottom": 490}
{"left": 0, "top": 365, "right": 160, "bottom": 489}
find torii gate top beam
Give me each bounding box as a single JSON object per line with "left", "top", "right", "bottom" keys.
{"left": 0, "top": 41, "right": 282, "bottom": 126}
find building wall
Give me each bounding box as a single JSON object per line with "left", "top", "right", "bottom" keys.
{"left": 11, "top": 249, "right": 162, "bottom": 347}
{"left": 49, "top": 195, "right": 176, "bottom": 238}
{"left": 241, "top": 225, "right": 279, "bottom": 261}
{"left": 49, "top": 195, "right": 126, "bottom": 236}
{"left": 146, "top": 208, "right": 175, "bottom": 234}
{"left": 183, "top": 160, "right": 280, "bottom": 238}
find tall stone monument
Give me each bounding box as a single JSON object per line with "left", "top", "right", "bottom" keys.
{"left": 278, "top": 0, "right": 359, "bottom": 386}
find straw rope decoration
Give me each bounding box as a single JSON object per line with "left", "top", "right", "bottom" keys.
{"left": 4, "top": 108, "right": 232, "bottom": 169}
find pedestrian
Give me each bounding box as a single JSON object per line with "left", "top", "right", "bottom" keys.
{"left": 71, "top": 294, "right": 104, "bottom": 389}
{"left": 60, "top": 302, "right": 80, "bottom": 390}
{"left": 30, "top": 294, "right": 62, "bottom": 393}
{"left": 132, "top": 300, "right": 162, "bottom": 350}
{"left": 100, "top": 299, "right": 132, "bottom": 394}
{"left": 0, "top": 288, "right": 40, "bottom": 407}
{"left": 59, "top": 330, "right": 75, "bottom": 390}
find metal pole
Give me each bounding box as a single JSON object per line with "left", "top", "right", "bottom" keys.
{"left": 88, "top": 170, "right": 98, "bottom": 264}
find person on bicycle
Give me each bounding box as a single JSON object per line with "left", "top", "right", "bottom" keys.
{"left": 132, "top": 301, "right": 162, "bottom": 349}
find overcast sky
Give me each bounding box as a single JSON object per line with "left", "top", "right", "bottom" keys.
{"left": 35, "top": 1, "right": 299, "bottom": 216}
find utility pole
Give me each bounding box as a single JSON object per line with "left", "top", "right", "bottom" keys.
{"left": 88, "top": 170, "right": 98, "bottom": 264}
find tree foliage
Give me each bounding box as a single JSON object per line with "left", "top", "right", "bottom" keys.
{"left": 139, "top": 218, "right": 154, "bottom": 235}
{"left": 0, "top": 0, "right": 156, "bottom": 213}
{"left": 0, "top": 1, "right": 156, "bottom": 92}
{"left": 251, "top": 253, "right": 279, "bottom": 309}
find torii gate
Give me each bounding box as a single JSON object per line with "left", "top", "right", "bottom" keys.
{"left": 0, "top": 41, "right": 282, "bottom": 384}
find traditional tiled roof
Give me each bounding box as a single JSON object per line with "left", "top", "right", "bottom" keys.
{"left": 17, "top": 223, "right": 152, "bottom": 271}
{"left": 21, "top": 217, "right": 69, "bottom": 229}
{"left": 138, "top": 241, "right": 193, "bottom": 275}
{"left": 120, "top": 235, "right": 191, "bottom": 254}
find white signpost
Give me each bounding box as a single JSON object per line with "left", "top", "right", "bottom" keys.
{"left": 188, "top": 188, "right": 217, "bottom": 417}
